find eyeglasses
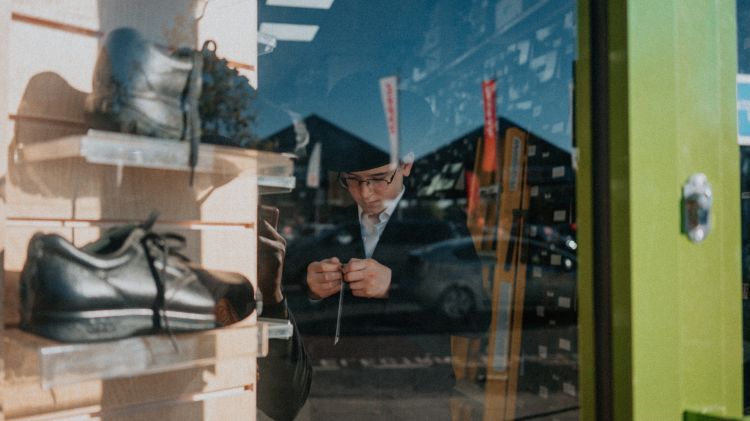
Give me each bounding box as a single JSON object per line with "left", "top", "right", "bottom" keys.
{"left": 338, "top": 169, "right": 398, "bottom": 191}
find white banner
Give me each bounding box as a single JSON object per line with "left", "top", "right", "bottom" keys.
{"left": 306, "top": 142, "right": 321, "bottom": 188}
{"left": 379, "top": 75, "right": 399, "bottom": 167}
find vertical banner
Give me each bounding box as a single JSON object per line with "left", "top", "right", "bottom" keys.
{"left": 466, "top": 170, "right": 479, "bottom": 215}
{"left": 306, "top": 142, "right": 322, "bottom": 188}
{"left": 482, "top": 79, "right": 498, "bottom": 172}
{"left": 380, "top": 75, "right": 399, "bottom": 167}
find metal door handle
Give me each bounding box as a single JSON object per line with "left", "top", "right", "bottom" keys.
{"left": 682, "top": 173, "right": 712, "bottom": 243}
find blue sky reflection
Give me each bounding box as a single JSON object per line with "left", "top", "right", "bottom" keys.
{"left": 255, "top": 0, "right": 576, "bottom": 158}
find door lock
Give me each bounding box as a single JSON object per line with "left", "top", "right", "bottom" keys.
{"left": 682, "top": 173, "right": 712, "bottom": 243}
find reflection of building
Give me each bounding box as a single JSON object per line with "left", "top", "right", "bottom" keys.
{"left": 456, "top": 118, "right": 576, "bottom": 421}
{"left": 407, "top": 126, "right": 478, "bottom": 202}
{"left": 258, "top": 114, "right": 389, "bottom": 227}
{"left": 406, "top": 117, "right": 572, "bottom": 203}
{"left": 260, "top": 114, "right": 573, "bottom": 234}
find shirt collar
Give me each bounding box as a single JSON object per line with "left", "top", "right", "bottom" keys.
{"left": 358, "top": 187, "right": 405, "bottom": 225}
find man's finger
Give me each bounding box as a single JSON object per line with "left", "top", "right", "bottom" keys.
{"left": 347, "top": 279, "right": 365, "bottom": 290}
{"left": 323, "top": 281, "right": 343, "bottom": 291}
{"left": 344, "top": 270, "right": 365, "bottom": 282}
{"left": 258, "top": 235, "right": 285, "bottom": 253}
{"left": 319, "top": 257, "right": 342, "bottom": 271}
{"left": 259, "top": 220, "right": 286, "bottom": 246}
{"left": 350, "top": 285, "right": 371, "bottom": 297}
{"left": 322, "top": 271, "right": 343, "bottom": 282}
{"left": 343, "top": 258, "right": 368, "bottom": 273}
{"left": 314, "top": 282, "right": 341, "bottom": 295}
{"left": 309, "top": 259, "right": 342, "bottom": 273}
{"left": 310, "top": 271, "right": 341, "bottom": 284}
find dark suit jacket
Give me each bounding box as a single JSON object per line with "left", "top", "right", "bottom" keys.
{"left": 305, "top": 206, "right": 490, "bottom": 393}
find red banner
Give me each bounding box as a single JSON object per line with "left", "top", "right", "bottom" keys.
{"left": 481, "top": 79, "right": 497, "bottom": 172}
{"left": 380, "top": 75, "right": 399, "bottom": 166}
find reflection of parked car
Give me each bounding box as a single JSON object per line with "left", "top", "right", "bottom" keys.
{"left": 282, "top": 218, "right": 468, "bottom": 334}
{"left": 406, "top": 237, "right": 489, "bottom": 320}
{"left": 283, "top": 217, "right": 577, "bottom": 336}
{"left": 406, "top": 234, "right": 577, "bottom": 323}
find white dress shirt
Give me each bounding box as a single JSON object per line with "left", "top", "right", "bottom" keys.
{"left": 358, "top": 188, "right": 405, "bottom": 258}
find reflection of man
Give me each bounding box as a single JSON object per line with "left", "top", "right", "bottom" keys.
{"left": 256, "top": 216, "right": 312, "bottom": 421}
{"left": 306, "top": 160, "right": 411, "bottom": 300}
{"left": 302, "top": 148, "right": 489, "bottom": 418}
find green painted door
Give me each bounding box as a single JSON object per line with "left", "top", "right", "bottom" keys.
{"left": 575, "top": 0, "right": 744, "bottom": 420}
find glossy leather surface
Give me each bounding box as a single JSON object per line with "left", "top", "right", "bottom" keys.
{"left": 19, "top": 226, "right": 255, "bottom": 341}
{"left": 85, "top": 27, "right": 202, "bottom": 141}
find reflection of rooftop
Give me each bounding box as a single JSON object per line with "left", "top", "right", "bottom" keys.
{"left": 260, "top": 114, "right": 387, "bottom": 165}
{"left": 407, "top": 117, "right": 569, "bottom": 199}
{"left": 259, "top": 114, "right": 390, "bottom": 186}
{"left": 258, "top": 114, "right": 571, "bottom": 202}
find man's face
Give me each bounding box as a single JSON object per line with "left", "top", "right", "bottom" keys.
{"left": 342, "top": 162, "right": 413, "bottom": 216}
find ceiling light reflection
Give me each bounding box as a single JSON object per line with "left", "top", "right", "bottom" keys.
{"left": 259, "top": 23, "right": 319, "bottom": 42}
{"left": 266, "top": 0, "right": 334, "bottom": 9}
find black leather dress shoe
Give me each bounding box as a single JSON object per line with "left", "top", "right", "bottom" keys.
{"left": 20, "top": 219, "right": 255, "bottom": 342}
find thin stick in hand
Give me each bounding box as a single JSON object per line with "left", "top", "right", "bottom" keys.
{"left": 334, "top": 266, "right": 344, "bottom": 345}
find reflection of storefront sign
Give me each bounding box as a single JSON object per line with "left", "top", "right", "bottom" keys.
{"left": 380, "top": 75, "right": 399, "bottom": 165}
{"left": 738, "top": 74, "right": 750, "bottom": 145}
{"left": 482, "top": 80, "right": 498, "bottom": 172}
{"left": 492, "top": 282, "right": 513, "bottom": 372}
{"left": 509, "top": 135, "right": 522, "bottom": 192}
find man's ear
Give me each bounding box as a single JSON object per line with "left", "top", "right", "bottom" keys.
{"left": 401, "top": 162, "right": 413, "bottom": 177}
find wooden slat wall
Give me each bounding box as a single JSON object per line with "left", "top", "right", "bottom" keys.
{"left": 11, "top": 0, "right": 100, "bottom": 34}
{"left": 3, "top": 2, "right": 261, "bottom": 420}
{"left": 6, "top": 0, "right": 260, "bottom": 223}
{"left": 1, "top": 1, "right": 11, "bottom": 420}
{"left": 4, "top": 329, "right": 257, "bottom": 419}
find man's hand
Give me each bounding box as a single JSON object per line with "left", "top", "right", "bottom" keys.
{"left": 306, "top": 257, "right": 343, "bottom": 300}
{"left": 342, "top": 258, "right": 391, "bottom": 298}
{"left": 258, "top": 219, "right": 286, "bottom": 307}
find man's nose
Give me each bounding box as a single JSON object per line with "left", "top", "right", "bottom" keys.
{"left": 357, "top": 181, "right": 374, "bottom": 196}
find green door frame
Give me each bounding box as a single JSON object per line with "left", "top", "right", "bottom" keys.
{"left": 576, "top": 1, "right": 743, "bottom": 420}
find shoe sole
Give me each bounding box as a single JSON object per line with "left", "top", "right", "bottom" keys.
{"left": 26, "top": 309, "right": 217, "bottom": 343}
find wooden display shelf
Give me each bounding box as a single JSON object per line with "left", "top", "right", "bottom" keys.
{"left": 14, "top": 130, "right": 295, "bottom": 195}
{"left": 4, "top": 323, "right": 269, "bottom": 389}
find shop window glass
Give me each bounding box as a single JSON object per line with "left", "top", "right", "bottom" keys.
{"left": 256, "top": 0, "right": 579, "bottom": 419}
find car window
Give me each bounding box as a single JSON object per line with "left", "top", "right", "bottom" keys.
{"left": 453, "top": 242, "right": 478, "bottom": 260}
{"left": 387, "top": 220, "right": 458, "bottom": 243}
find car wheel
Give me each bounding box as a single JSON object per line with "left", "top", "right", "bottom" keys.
{"left": 438, "top": 287, "right": 474, "bottom": 319}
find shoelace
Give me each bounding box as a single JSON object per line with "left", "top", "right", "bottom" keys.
{"left": 138, "top": 213, "right": 189, "bottom": 351}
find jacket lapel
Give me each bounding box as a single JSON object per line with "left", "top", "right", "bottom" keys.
{"left": 371, "top": 216, "right": 399, "bottom": 262}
